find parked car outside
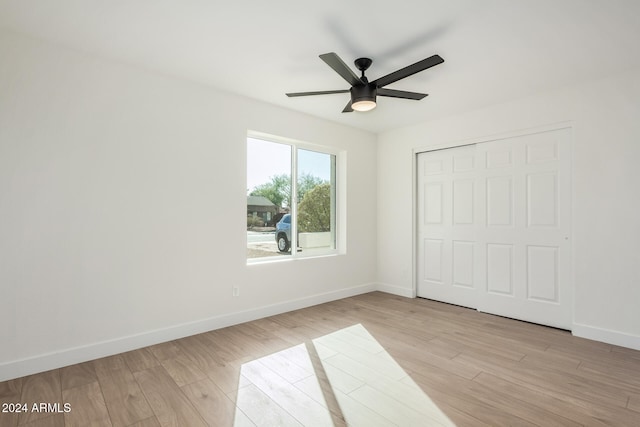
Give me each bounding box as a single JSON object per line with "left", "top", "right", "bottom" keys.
{"left": 275, "top": 214, "right": 291, "bottom": 252}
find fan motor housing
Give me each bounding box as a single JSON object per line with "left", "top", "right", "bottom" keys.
{"left": 350, "top": 83, "right": 377, "bottom": 104}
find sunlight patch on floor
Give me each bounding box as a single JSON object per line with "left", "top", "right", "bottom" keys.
{"left": 233, "top": 324, "right": 455, "bottom": 426}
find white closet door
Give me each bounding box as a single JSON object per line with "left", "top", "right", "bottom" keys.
{"left": 417, "top": 128, "right": 572, "bottom": 329}
{"left": 476, "top": 128, "right": 572, "bottom": 329}
{"left": 417, "top": 144, "right": 478, "bottom": 309}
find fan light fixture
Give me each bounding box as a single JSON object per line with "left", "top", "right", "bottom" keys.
{"left": 352, "top": 99, "right": 376, "bottom": 112}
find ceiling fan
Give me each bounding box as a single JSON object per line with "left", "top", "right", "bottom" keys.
{"left": 286, "top": 52, "right": 444, "bottom": 113}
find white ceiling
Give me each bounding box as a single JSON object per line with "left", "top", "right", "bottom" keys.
{"left": 1, "top": 0, "right": 639, "bottom": 133}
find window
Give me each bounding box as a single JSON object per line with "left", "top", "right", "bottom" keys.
{"left": 247, "top": 135, "right": 337, "bottom": 261}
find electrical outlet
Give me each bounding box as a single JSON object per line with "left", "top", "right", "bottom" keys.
{"left": 232, "top": 286, "right": 240, "bottom": 297}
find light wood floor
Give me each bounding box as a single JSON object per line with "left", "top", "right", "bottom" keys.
{"left": 1, "top": 292, "right": 640, "bottom": 426}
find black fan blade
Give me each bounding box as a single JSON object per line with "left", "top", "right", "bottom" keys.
{"left": 372, "top": 54, "right": 444, "bottom": 88}
{"left": 342, "top": 100, "right": 353, "bottom": 113}
{"left": 286, "top": 89, "right": 350, "bottom": 97}
{"left": 320, "top": 52, "right": 362, "bottom": 86}
{"left": 377, "top": 88, "right": 428, "bottom": 100}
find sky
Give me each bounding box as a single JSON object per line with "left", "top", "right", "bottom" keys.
{"left": 247, "top": 137, "right": 332, "bottom": 193}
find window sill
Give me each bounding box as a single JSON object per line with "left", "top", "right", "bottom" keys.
{"left": 246, "top": 250, "right": 341, "bottom": 265}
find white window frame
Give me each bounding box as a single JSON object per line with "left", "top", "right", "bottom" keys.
{"left": 247, "top": 131, "right": 342, "bottom": 263}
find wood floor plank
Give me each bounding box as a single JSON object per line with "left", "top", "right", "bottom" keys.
{"left": 628, "top": 393, "right": 640, "bottom": 413}
{"left": 257, "top": 346, "right": 314, "bottom": 384}
{"left": 92, "top": 355, "right": 129, "bottom": 377}
{"left": 202, "top": 329, "right": 254, "bottom": 363}
{"left": 19, "top": 414, "right": 64, "bottom": 427}
{"left": 471, "top": 317, "right": 566, "bottom": 350}
{"left": 472, "top": 372, "right": 589, "bottom": 426}
{"left": 519, "top": 346, "right": 581, "bottom": 372}
{"left": 332, "top": 389, "right": 394, "bottom": 427}
{"left": 214, "top": 325, "right": 289, "bottom": 362}
{"left": 175, "top": 334, "right": 224, "bottom": 374}
{"left": 365, "top": 323, "right": 456, "bottom": 359}
{"left": 394, "top": 349, "right": 482, "bottom": 382}
{"left": 122, "top": 348, "right": 160, "bottom": 373}
{"left": 60, "top": 361, "right": 97, "bottom": 391}
{"left": 95, "top": 363, "right": 154, "bottom": 427}
{"left": 17, "top": 370, "right": 62, "bottom": 425}
{"left": 409, "top": 369, "right": 536, "bottom": 427}
{"left": 160, "top": 356, "right": 207, "bottom": 388}
{"left": 546, "top": 336, "right": 614, "bottom": 360}
{"left": 235, "top": 384, "right": 302, "bottom": 426}
{"left": 519, "top": 357, "right": 631, "bottom": 408}
{"left": 204, "top": 358, "right": 249, "bottom": 395}
{"left": 180, "top": 378, "right": 236, "bottom": 426}
{"left": 147, "top": 341, "right": 184, "bottom": 362}
{"left": 126, "top": 416, "right": 161, "bottom": 427}
{"left": 577, "top": 359, "right": 640, "bottom": 391}
{"left": 0, "top": 398, "right": 19, "bottom": 427}
{"left": 0, "top": 378, "right": 22, "bottom": 427}
{"left": 329, "top": 301, "right": 442, "bottom": 342}
{"left": 268, "top": 312, "right": 330, "bottom": 340}
{"left": 250, "top": 318, "right": 315, "bottom": 346}
{"left": 611, "top": 344, "right": 640, "bottom": 360}
{"left": 413, "top": 363, "right": 579, "bottom": 426}
{"left": 134, "top": 366, "right": 207, "bottom": 427}
{"left": 234, "top": 322, "right": 293, "bottom": 353}
{"left": 0, "top": 378, "right": 22, "bottom": 399}
{"left": 61, "top": 381, "right": 111, "bottom": 427}
{"left": 0, "top": 406, "right": 17, "bottom": 427}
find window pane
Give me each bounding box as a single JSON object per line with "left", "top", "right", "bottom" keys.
{"left": 296, "top": 149, "right": 336, "bottom": 252}
{"left": 247, "top": 138, "right": 292, "bottom": 259}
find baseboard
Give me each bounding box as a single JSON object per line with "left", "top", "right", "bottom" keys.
{"left": 376, "top": 282, "right": 415, "bottom": 298}
{"left": 0, "top": 283, "right": 377, "bottom": 382}
{"left": 572, "top": 323, "right": 640, "bottom": 351}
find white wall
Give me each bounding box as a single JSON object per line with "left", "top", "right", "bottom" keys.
{"left": 378, "top": 68, "right": 640, "bottom": 350}
{"left": 0, "top": 31, "right": 378, "bottom": 380}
